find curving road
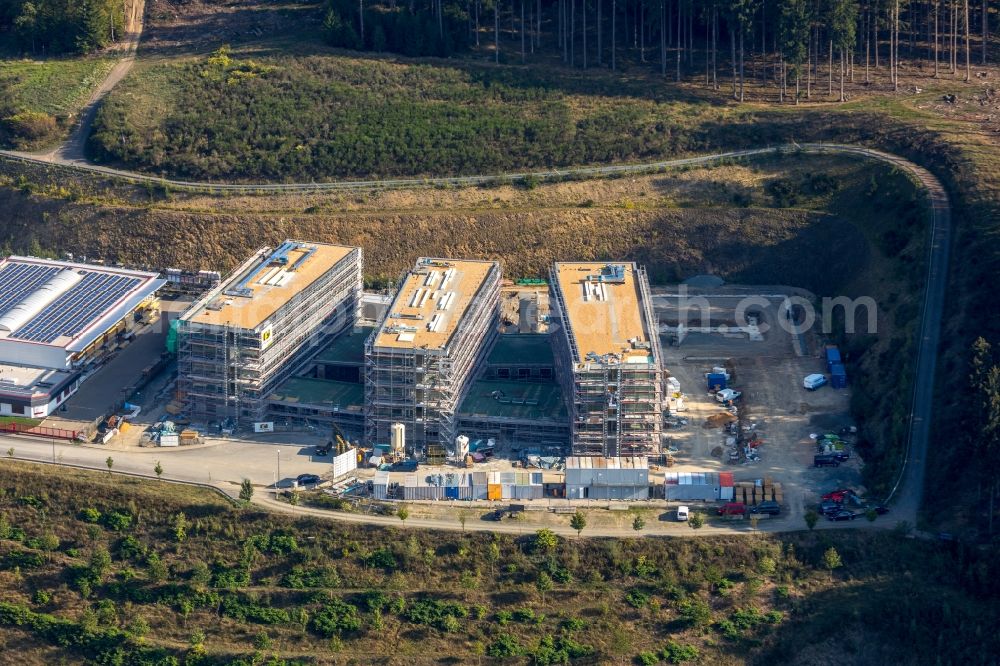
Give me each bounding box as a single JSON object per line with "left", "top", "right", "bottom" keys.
{"left": 0, "top": 144, "right": 951, "bottom": 536}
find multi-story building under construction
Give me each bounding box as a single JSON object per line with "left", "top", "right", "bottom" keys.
{"left": 550, "top": 262, "right": 663, "bottom": 457}
{"left": 365, "top": 258, "right": 501, "bottom": 458}
{"left": 177, "top": 240, "right": 362, "bottom": 426}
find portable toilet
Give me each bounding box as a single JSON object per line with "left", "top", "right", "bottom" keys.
{"left": 825, "top": 346, "right": 842, "bottom": 371}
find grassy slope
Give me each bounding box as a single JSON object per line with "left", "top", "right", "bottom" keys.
{"left": 0, "top": 461, "right": 997, "bottom": 665}
{"left": 0, "top": 58, "right": 115, "bottom": 148}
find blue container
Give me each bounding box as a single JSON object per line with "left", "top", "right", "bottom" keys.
{"left": 707, "top": 373, "right": 727, "bottom": 390}
{"left": 445, "top": 486, "right": 460, "bottom": 499}
{"left": 825, "top": 346, "right": 842, "bottom": 369}
{"left": 830, "top": 364, "right": 847, "bottom": 389}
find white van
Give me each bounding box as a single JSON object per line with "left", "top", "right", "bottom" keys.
{"left": 803, "top": 374, "right": 828, "bottom": 390}
{"left": 677, "top": 506, "right": 690, "bottom": 521}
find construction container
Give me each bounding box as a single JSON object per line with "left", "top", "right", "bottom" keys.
{"left": 373, "top": 470, "right": 390, "bottom": 500}
{"left": 565, "top": 456, "right": 650, "bottom": 500}
{"left": 487, "top": 484, "right": 502, "bottom": 501}
{"left": 513, "top": 485, "right": 543, "bottom": 500}
{"left": 707, "top": 373, "right": 727, "bottom": 390}
{"left": 830, "top": 364, "right": 847, "bottom": 389}
{"left": 825, "top": 346, "right": 842, "bottom": 369}
{"left": 471, "top": 485, "right": 488, "bottom": 500}
{"left": 664, "top": 471, "right": 721, "bottom": 501}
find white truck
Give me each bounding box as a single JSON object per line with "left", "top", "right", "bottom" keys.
{"left": 716, "top": 388, "right": 742, "bottom": 403}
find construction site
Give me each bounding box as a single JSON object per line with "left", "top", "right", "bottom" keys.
{"left": 2, "top": 241, "right": 861, "bottom": 517}
{"left": 550, "top": 262, "right": 664, "bottom": 457}
{"left": 176, "top": 240, "right": 363, "bottom": 427}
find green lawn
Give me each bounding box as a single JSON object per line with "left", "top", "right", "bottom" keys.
{"left": 0, "top": 57, "right": 115, "bottom": 149}
{"left": 0, "top": 416, "right": 41, "bottom": 428}
{"left": 0, "top": 58, "right": 114, "bottom": 117}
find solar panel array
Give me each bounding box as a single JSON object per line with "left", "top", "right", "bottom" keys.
{"left": 0, "top": 263, "right": 61, "bottom": 319}
{"left": 0, "top": 261, "right": 145, "bottom": 344}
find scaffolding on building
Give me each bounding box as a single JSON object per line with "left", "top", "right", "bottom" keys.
{"left": 177, "top": 243, "right": 362, "bottom": 427}
{"left": 550, "top": 263, "right": 664, "bottom": 458}
{"left": 364, "top": 260, "right": 501, "bottom": 457}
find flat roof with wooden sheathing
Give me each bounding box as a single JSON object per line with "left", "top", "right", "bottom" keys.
{"left": 553, "top": 262, "right": 652, "bottom": 362}
{"left": 373, "top": 258, "right": 496, "bottom": 351}
{"left": 186, "top": 242, "right": 357, "bottom": 330}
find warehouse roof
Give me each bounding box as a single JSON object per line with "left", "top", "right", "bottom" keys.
{"left": 458, "top": 379, "right": 566, "bottom": 421}
{"left": 552, "top": 262, "right": 653, "bottom": 363}
{"left": 372, "top": 258, "right": 497, "bottom": 351}
{"left": 184, "top": 241, "right": 357, "bottom": 330}
{"left": 0, "top": 256, "right": 163, "bottom": 351}
{"left": 267, "top": 377, "right": 364, "bottom": 410}
{"left": 0, "top": 363, "right": 75, "bottom": 399}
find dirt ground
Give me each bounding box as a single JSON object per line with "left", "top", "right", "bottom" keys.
{"left": 654, "top": 285, "right": 862, "bottom": 526}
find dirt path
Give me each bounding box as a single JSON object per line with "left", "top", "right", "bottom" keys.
{"left": 32, "top": 0, "right": 145, "bottom": 164}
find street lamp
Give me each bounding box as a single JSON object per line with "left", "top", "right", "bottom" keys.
{"left": 276, "top": 448, "right": 281, "bottom": 490}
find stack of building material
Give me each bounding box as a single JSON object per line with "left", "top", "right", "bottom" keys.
{"left": 731, "top": 479, "right": 784, "bottom": 504}
{"left": 179, "top": 429, "right": 200, "bottom": 445}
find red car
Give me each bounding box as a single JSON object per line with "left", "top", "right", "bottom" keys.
{"left": 822, "top": 489, "right": 853, "bottom": 502}
{"left": 716, "top": 502, "right": 747, "bottom": 516}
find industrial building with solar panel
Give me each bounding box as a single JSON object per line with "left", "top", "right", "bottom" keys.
{"left": 0, "top": 256, "right": 164, "bottom": 419}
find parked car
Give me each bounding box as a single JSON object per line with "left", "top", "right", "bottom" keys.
{"left": 822, "top": 489, "right": 853, "bottom": 502}
{"left": 716, "top": 502, "right": 747, "bottom": 516}
{"left": 828, "top": 509, "right": 857, "bottom": 521}
{"left": 819, "top": 500, "right": 842, "bottom": 516}
{"left": 750, "top": 500, "right": 781, "bottom": 516}
{"left": 676, "top": 506, "right": 690, "bottom": 521}
{"left": 315, "top": 442, "right": 332, "bottom": 456}
{"left": 296, "top": 474, "right": 321, "bottom": 486}
{"left": 814, "top": 454, "right": 841, "bottom": 467}
{"left": 832, "top": 449, "right": 851, "bottom": 462}
{"left": 870, "top": 504, "right": 890, "bottom": 515}
{"left": 716, "top": 388, "right": 742, "bottom": 403}
{"left": 803, "top": 374, "right": 828, "bottom": 390}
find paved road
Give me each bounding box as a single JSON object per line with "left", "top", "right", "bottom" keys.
{"left": 0, "top": 143, "right": 950, "bottom": 534}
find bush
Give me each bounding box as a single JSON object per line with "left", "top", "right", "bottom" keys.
{"left": 310, "top": 599, "right": 361, "bottom": 637}
{"left": 361, "top": 547, "right": 397, "bottom": 571}
{"left": 660, "top": 640, "right": 699, "bottom": 663}
{"left": 78, "top": 508, "right": 102, "bottom": 523}
{"left": 625, "top": 589, "right": 651, "bottom": 609}
{"left": 403, "top": 598, "right": 468, "bottom": 631}
{"left": 102, "top": 511, "right": 132, "bottom": 532}
{"left": 532, "top": 634, "right": 594, "bottom": 663}
{"left": 2, "top": 111, "right": 57, "bottom": 141}
{"left": 677, "top": 599, "right": 712, "bottom": 627}
{"left": 487, "top": 632, "right": 522, "bottom": 658}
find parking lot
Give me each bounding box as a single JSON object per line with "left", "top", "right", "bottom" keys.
{"left": 653, "top": 285, "right": 864, "bottom": 525}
